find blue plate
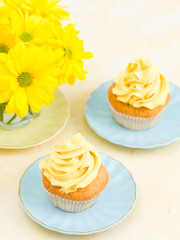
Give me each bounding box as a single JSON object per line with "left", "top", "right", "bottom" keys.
{"left": 19, "top": 153, "right": 136, "bottom": 235}
{"left": 85, "top": 81, "right": 180, "bottom": 149}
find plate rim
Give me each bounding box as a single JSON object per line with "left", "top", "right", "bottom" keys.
{"left": 0, "top": 89, "right": 70, "bottom": 149}
{"left": 18, "top": 153, "right": 137, "bottom": 235}
{"left": 85, "top": 81, "right": 180, "bottom": 149}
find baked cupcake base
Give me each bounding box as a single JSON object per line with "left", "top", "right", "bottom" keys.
{"left": 41, "top": 164, "right": 109, "bottom": 212}
{"left": 109, "top": 103, "right": 164, "bottom": 130}
{"left": 108, "top": 83, "right": 170, "bottom": 130}
{"left": 45, "top": 189, "right": 99, "bottom": 212}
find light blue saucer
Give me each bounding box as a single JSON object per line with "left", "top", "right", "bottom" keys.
{"left": 85, "top": 81, "right": 180, "bottom": 149}
{"left": 19, "top": 153, "right": 136, "bottom": 235}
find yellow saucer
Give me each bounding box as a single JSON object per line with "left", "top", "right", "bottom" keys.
{"left": 0, "top": 89, "right": 69, "bottom": 149}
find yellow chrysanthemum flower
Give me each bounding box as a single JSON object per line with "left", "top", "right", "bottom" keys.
{"left": 49, "top": 23, "right": 93, "bottom": 86}
{"left": 3, "top": 0, "right": 27, "bottom": 9}
{"left": 0, "top": 4, "right": 11, "bottom": 25}
{"left": 0, "top": 43, "right": 59, "bottom": 118}
{"left": 25, "top": 0, "right": 70, "bottom": 21}
{"left": 0, "top": 27, "right": 17, "bottom": 54}
{"left": 10, "top": 10, "right": 52, "bottom": 45}
{"left": 4, "top": 0, "right": 70, "bottom": 21}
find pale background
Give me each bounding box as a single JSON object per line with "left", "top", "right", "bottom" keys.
{"left": 0, "top": 0, "right": 180, "bottom": 239}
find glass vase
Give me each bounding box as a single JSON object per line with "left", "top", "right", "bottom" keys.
{"left": 0, "top": 103, "right": 40, "bottom": 130}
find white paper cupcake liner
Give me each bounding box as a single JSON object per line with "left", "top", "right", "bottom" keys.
{"left": 45, "top": 189, "right": 99, "bottom": 212}
{"left": 108, "top": 102, "right": 164, "bottom": 130}
{"left": 41, "top": 172, "right": 100, "bottom": 212}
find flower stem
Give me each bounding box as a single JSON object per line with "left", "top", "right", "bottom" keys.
{"left": 7, "top": 114, "right": 16, "bottom": 124}
{"left": 0, "top": 107, "right": 3, "bottom": 122}
{"left": 28, "top": 107, "right": 33, "bottom": 115}
{"left": 0, "top": 102, "right": 8, "bottom": 122}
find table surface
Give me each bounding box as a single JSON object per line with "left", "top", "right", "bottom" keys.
{"left": 1, "top": 0, "right": 180, "bottom": 239}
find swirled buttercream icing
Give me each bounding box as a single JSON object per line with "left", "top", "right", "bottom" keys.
{"left": 39, "top": 134, "right": 101, "bottom": 194}
{"left": 112, "top": 56, "right": 169, "bottom": 109}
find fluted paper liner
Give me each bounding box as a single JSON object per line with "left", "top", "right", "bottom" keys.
{"left": 109, "top": 101, "right": 164, "bottom": 130}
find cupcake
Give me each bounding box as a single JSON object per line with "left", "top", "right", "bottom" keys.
{"left": 108, "top": 56, "right": 170, "bottom": 130}
{"left": 39, "top": 133, "right": 109, "bottom": 212}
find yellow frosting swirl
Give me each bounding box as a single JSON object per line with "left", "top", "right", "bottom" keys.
{"left": 39, "top": 134, "right": 101, "bottom": 194}
{"left": 112, "top": 56, "right": 169, "bottom": 109}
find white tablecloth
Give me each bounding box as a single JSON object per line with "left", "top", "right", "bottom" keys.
{"left": 1, "top": 0, "right": 180, "bottom": 239}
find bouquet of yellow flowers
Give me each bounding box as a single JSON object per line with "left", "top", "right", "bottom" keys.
{"left": 0, "top": 0, "right": 93, "bottom": 124}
